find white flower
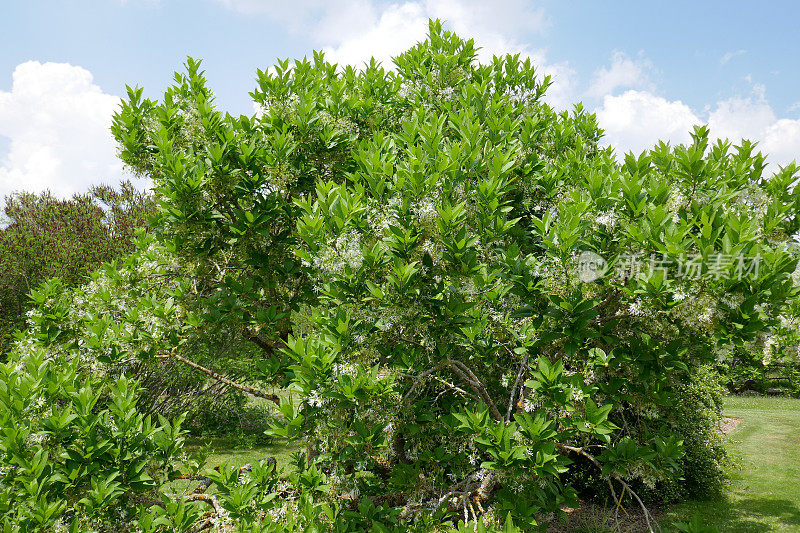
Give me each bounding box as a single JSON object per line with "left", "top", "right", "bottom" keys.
{"left": 523, "top": 398, "right": 540, "bottom": 413}
{"left": 762, "top": 334, "right": 777, "bottom": 366}
{"left": 413, "top": 199, "right": 437, "bottom": 223}
{"left": 595, "top": 211, "right": 616, "bottom": 228}
{"left": 25, "top": 433, "right": 47, "bottom": 446}
{"left": 628, "top": 301, "right": 645, "bottom": 317}
{"left": 308, "top": 390, "right": 325, "bottom": 408}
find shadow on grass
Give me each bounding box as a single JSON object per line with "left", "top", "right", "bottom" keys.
{"left": 669, "top": 497, "right": 800, "bottom": 532}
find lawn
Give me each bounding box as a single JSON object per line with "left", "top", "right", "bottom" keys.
{"left": 166, "top": 436, "right": 301, "bottom": 496}
{"left": 661, "top": 395, "right": 800, "bottom": 532}
{"left": 187, "top": 436, "right": 302, "bottom": 473}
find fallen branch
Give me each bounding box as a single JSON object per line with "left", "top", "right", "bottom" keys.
{"left": 156, "top": 352, "right": 280, "bottom": 405}
{"left": 185, "top": 493, "right": 226, "bottom": 532}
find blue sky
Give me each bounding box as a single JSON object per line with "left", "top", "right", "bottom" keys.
{"left": 1, "top": 0, "right": 799, "bottom": 198}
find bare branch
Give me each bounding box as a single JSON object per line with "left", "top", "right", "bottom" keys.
{"left": 156, "top": 352, "right": 280, "bottom": 405}
{"left": 506, "top": 353, "right": 529, "bottom": 422}
{"left": 402, "top": 363, "right": 447, "bottom": 402}
{"left": 448, "top": 360, "right": 503, "bottom": 422}
{"left": 432, "top": 376, "right": 477, "bottom": 401}
{"left": 558, "top": 444, "right": 660, "bottom": 533}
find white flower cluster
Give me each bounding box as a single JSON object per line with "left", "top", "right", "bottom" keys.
{"left": 25, "top": 432, "right": 48, "bottom": 446}
{"left": 666, "top": 188, "right": 685, "bottom": 222}
{"left": 762, "top": 334, "right": 777, "bottom": 366}
{"left": 412, "top": 198, "right": 438, "bottom": 224}
{"left": 720, "top": 293, "right": 745, "bottom": 309}
{"left": 671, "top": 293, "right": 717, "bottom": 333}
{"left": 522, "top": 398, "right": 541, "bottom": 413}
{"left": 627, "top": 300, "right": 646, "bottom": 317}
{"left": 595, "top": 210, "right": 617, "bottom": 228}
{"left": 307, "top": 389, "right": 327, "bottom": 408}
{"left": 332, "top": 362, "right": 358, "bottom": 377}
{"left": 316, "top": 109, "right": 359, "bottom": 139}
{"left": 311, "top": 230, "right": 363, "bottom": 275}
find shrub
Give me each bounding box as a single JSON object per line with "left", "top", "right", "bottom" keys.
{"left": 1, "top": 19, "right": 797, "bottom": 532}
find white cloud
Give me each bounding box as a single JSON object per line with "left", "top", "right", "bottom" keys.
{"left": 595, "top": 90, "right": 699, "bottom": 155}
{"left": 309, "top": 0, "right": 548, "bottom": 65}
{"left": 707, "top": 88, "right": 800, "bottom": 168}
{"left": 586, "top": 51, "right": 654, "bottom": 100}
{"left": 320, "top": 2, "right": 428, "bottom": 68}
{"left": 762, "top": 119, "right": 800, "bottom": 167}
{"left": 596, "top": 85, "right": 799, "bottom": 169}
{"left": 324, "top": 0, "right": 575, "bottom": 109}
{"left": 0, "top": 61, "right": 142, "bottom": 199}
{"left": 720, "top": 49, "right": 746, "bottom": 65}
{"left": 707, "top": 93, "right": 775, "bottom": 143}
{"left": 218, "top": 0, "right": 798, "bottom": 166}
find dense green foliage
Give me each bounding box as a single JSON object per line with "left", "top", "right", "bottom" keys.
{"left": 0, "top": 183, "right": 154, "bottom": 355}
{"left": 1, "top": 21, "right": 798, "bottom": 532}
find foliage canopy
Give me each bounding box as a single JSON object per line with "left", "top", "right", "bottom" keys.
{"left": 2, "top": 20, "right": 799, "bottom": 532}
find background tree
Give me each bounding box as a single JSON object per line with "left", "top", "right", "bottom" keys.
{"left": 0, "top": 181, "right": 154, "bottom": 356}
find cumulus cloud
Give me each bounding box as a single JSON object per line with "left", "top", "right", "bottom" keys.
{"left": 220, "top": 0, "right": 800, "bottom": 167}
{"left": 319, "top": 2, "right": 428, "bottom": 68}
{"left": 0, "top": 61, "right": 140, "bottom": 199}
{"left": 596, "top": 85, "right": 800, "bottom": 170}
{"left": 215, "top": 0, "right": 576, "bottom": 108}
{"left": 586, "top": 51, "right": 655, "bottom": 100}
{"left": 596, "top": 90, "right": 699, "bottom": 155}
{"left": 707, "top": 88, "right": 800, "bottom": 168}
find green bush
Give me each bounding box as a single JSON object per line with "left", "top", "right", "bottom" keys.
{"left": 667, "top": 366, "right": 727, "bottom": 500}
{"left": 0, "top": 349, "right": 188, "bottom": 531}
{"left": 1, "top": 19, "right": 798, "bottom": 532}
{"left": 110, "top": 19, "right": 798, "bottom": 528}
{"left": 0, "top": 182, "right": 154, "bottom": 357}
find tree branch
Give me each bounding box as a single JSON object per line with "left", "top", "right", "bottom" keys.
{"left": 156, "top": 352, "right": 280, "bottom": 405}
{"left": 401, "top": 363, "right": 447, "bottom": 402}
{"left": 557, "top": 444, "right": 660, "bottom": 533}
{"left": 448, "top": 359, "right": 503, "bottom": 422}
{"left": 506, "top": 353, "right": 529, "bottom": 422}
{"left": 243, "top": 327, "right": 287, "bottom": 354}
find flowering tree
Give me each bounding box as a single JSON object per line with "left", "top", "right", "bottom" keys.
{"left": 1, "top": 20, "right": 798, "bottom": 532}
{"left": 109, "top": 21, "right": 800, "bottom": 529}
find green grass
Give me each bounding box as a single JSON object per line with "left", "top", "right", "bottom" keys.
{"left": 661, "top": 395, "right": 800, "bottom": 532}
{"left": 166, "top": 436, "right": 301, "bottom": 495}
{"left": 186, "top": 436, "right": 301, "bottom": 473}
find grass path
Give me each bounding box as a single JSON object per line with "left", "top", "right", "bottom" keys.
{"left": 166, "top": 437, "right": 301, "bottom": 495}
{"left": 661, "top": 396, "right": 800, "bottom": 532}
